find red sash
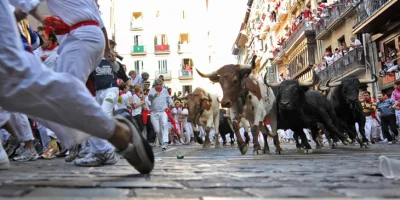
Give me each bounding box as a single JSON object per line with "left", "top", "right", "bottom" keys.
{"left": 165, "top": 109, "right": 179, "bottom": 135}
{"left": 142, "top": 110, "right": 150, "bottom": 125}
{"left": 44, "top": 16, "right": 99, "bottom": 35}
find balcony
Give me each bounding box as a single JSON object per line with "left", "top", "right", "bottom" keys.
{"left": 353, "top": 0, "right": 400, "bottom": 34}
{"left": 271, "top": 21, "right": 281, "bottom": 31}
{"left": 340, "top": 0, "right": 357, "bottom": 19}
{"left": 277, "top": 8, "right": 288, "bottom": 22}
{"left": 178, "top": 43, "right": 192, "bottom": 53}
{"left": 315, "top": 19, "right": 329, "bottom": 40}
{"left": 155, "top": 71, "right": 172, "bottom": 81}
{"left": 178, "top": 70, "right": 194, "bottom": 80}
{"left": 325, "top": 4, "right": 346, "bottom": 31}
{"left": 317, "top": 47, "right": 365, "bottom": 82}
{"left": 154, "top": 45, "right": 170, "bottom": 54}
{"left": 272, "top": 46, "right": 284, "bottom": 64}
{"left": 282, "top": 20, "right": 315, "bottom": 52}
{"left": 131, "top": 45, "right": 146, "bottom": 56}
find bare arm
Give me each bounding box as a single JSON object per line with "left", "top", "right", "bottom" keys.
{"left": 10, "top": 0, "right": 44, "bottom": 23}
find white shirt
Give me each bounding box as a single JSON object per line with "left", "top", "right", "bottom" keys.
{"left": 33, "top": 46, "right": 59, "bottom": 70}
{"left": 132, "top": 94, "right": 142, "bottom": 116}
{"left": 9, "top": 0, "right": 104, "bottom": 28}
{"left": 131, "top": 74, "right": 143, "bottom": 86}
{"left": 181, "top": 108, "right": 188, "bottom": 124}
{"left": 349, "top": 39, "right": 362, "bottom": 51}
{"left": 115, "top": 93, "right": 130, "bottom": 110}
{"left": 144, "top": 96, "right": 151, "bottom": 110}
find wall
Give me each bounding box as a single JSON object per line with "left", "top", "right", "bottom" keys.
{"left": 113, "top": 0, "right": 211, "bottom": 94}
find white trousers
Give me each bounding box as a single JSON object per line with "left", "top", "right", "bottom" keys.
{"left": 0, "top": 107, "right": 34, "bottom": 142}
{"left": 88, "top": 88, "right": 118, "bottom": 154}
{"left": 0, "top": 1, "right": 114, "bottom": 148}
{"left": 365, "top": 116, "right": 381, "bottom": 141}
{"left": 183, "top": 121, "right": 193, "bottom": 142}
{"left": 151, "top": 111, "right": 168, "bottom": 145}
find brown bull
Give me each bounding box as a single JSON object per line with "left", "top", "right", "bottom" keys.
{"left": 196, "top": 65, "right": 281, "bottom": 155}
{"left": 178, "top": 88, "right": 221, "bottom": 148}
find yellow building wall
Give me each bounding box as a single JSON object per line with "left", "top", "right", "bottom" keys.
{"left": 319, "top": 15, "right": 356, "bottom": 59}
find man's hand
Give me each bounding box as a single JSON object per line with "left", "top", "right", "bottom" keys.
{"left": 155, "top": 92, "right": 160, "bottom": 97}
{"left": 40, "top": 54, "right": 49, "bottom": 61}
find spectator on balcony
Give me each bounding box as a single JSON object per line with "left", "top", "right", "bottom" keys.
{"left": 340, "top": 42, "right": 349, "bottom": 55}
{"left": 278, "top": 73, "right": 285, "bottom": 83}
{"left": 333, "top": 48, "right": 342, "bottom": 61}
{"left": 324, "top": 50, "right": 334, "bottom": 66}
{"left": 380, "top": 57, "right": 399, "bottom": 77}
{"left": 128, "top": 70, "right": 143, "bottom": 86}
{"left": 349, "top": 37, "right": 362, "bottom": 51}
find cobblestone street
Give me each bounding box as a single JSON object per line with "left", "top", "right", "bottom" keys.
{"left": 1, "top": 142, "right": 400, "bottom": 199}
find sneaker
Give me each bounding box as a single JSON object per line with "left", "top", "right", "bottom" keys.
{"left": 74, "top": 151, "right": 118, "bottom": 167}
{"left": 41, "top": 142, "right": 60, "bottom": 160}
{"left": 161, "top": 143, "right": 167, "bottom": 151}
{"left": 65, "top": 144, "right": 81, "bottom": 162}
{"left": 0, "top": 143, "right": 10, "bottom": 170}
{"left": 77, "top": 143, "right": 90, "bottom": 159}
{"left": 13, "top": 149, "right": 39, "bottom": 161}
{"left": 115, "top": 112, "right": 154, "bottom": 174}
{"left": 14, "top": 144, "right": 25, "bottom": 157}
{"left": 4, "top": 136, "right": 19, "bottom": 157}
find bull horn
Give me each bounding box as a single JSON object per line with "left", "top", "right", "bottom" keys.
{"left": 239, "top": 64, "right": 252, "bottom": 69}
{"left": 299, "top": 70, "right": 319, "bottom": 87}
{"left": 196, "top": 68, "right": 218, "bottom": 78}
{"left": 359, "top": 74, "right": 378, "bottom": 84}
{"left": 176, "top": 95, "right": 189, "bottom": 100}
{"left": 317, "top": 81, "right": 329, "bottom": 91}
{"left": 201, "top": 93, "right": 212, "bottom": 102}
{"left": 264, "top": 71, "right": 281, "bottom": 88}
{"left": 326, "top": 78, "right": 342, "bottom": 87}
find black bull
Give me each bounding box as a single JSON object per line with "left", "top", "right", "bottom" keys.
{"left": 318, "top": 75, "right": 378, "bottom": 148}
{"left": 266, "top": 72, "right": 350, "bottom": 151}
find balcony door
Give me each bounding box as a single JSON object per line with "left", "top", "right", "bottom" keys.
{"left": 179, "top": 33, "right": 190, "bottom": 44}
{"left": 182, "top": 85, "right": 192, "bottom": 94}
{"left": 133, "top": 35, "right": 144, "bottom": 46}
{"left": 134, "top": 60, "right": 143, "bottom": 73}
{"left": 155, "top": 34, "right": 168, "bottom": 45}
{"left": 158, "top": 60, "right": 168, "bottom": 73}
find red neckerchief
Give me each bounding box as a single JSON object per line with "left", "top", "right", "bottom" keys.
{"left": 155, "top": 88, "right": 162, "bottom": 93}
{"left": 41, "top": 43, "right": 57, "bottom": 51}
{"left": 135, "top": 93, "right": 141, "bottom": 98}
{"left": 119, "top": 91, "right": 126, "bottom": 96}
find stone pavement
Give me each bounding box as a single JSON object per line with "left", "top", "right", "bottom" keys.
{"left": 0, "top": 142, "right": 400, "bottom": 199}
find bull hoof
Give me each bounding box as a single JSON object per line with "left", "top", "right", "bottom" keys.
{"left": 215, "top": 142, "right": 221, "bottom": 148}
{"left": 253, "top": 149, "right": 263, "bottom": 156}
{"left": 304, "top": 149, "right": 313, "bottom": 154}
{"left": 331, "top": 143, "right": 337, "bottom": 149}
{"left": 361, "top": 142, "right": 369, "bottom": 149}
{"left": 296, "top": 147, "right": 304, "bottom": 153}
{"left": 275, "top": 148, "right": 283, "bottom": 155}
{"left": 238, "top": 144, "right": 248, "bottom": 155}
{"left": 263, "top": 148, "right": 270, "bottom": 154}
{"left": 230, "top": 142, "right": 235, "bottom": 146}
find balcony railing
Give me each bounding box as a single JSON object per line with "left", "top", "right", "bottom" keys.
{"left": 131, "top": 45, "right": 146, "bottom": 55}
{"left": 155, "top": 71, "right": 172, "bottom": 80}
{"left": 282, "top": 20, "right": 314, "bottom": 51}
{"left": 178, "top": 70, "right": 194, "bottom": 79}
{"left": 326, "top": 4, "right": 346, "bottom": 29}
{"left": 317, "top": 47, "right": 365, "bottom": 81}
{"left": 177, "top": 43, "right": 192, "bottom": 53}
{"left": 130, "top": 20, "right": 144, "bottom": 30}
{"left": 272, "top": 47, "right": 282, "bottom": 58}
{"left": 154, "top": 44, "right": 170, "bottom": 54}
{"left": 315, "top": 19, "right": 328, "bottom": 39}
{"left": 354, "top": 0, "right": 392, "bottom": 29}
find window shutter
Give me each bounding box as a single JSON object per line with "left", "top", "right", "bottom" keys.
{"left": 165, "top": 35, "right": 168, "bottom": 45}
{"left": 179, "top": 34, "right": 182, "bottom": 44}
{"left": 188, "top": 34, "right": 191, "bottom": 43}
{"left": 154, "top": 36, "right": 157, "bottom": 46}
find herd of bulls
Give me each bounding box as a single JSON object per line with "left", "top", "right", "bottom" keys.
{"left": 177, "top": 61, "right": 378, "bottom": 155}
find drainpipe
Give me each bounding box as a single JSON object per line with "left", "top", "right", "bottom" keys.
{"left": 362, "top": 33, "right": 378, "bottom": 99}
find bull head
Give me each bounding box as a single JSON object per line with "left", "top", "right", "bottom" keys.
{"left": 326, "top": 74, "right": 378, "bottom": 87}
{"left": 197, "top": 65, "right": 251, "bottom": 108}
{"left": 176, "top": 95, "right": 189, "bottom": 101}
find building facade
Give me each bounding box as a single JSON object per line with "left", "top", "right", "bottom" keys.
{"left": 111, "top": 0, "right": 210, "bottom": 94}
{"left": 233, "top": 0, "right": 399, "bottom": 97}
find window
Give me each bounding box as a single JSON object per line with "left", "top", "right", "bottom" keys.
{"left": 158, "top": 60, "right": 168, "bottom": 73}
{"left": 154, "top": 34, "right": 168, "bottom": 45}
{"left": 179, "top": 33, "right": 190, "bottom": 44}
{"left": 182, "top": 85, "right": 192, "bottom": 94}
{"left": 182, "top": 58, "right": 193, "bottom": 70}
{"left": 133, "top": 35, "right": 144, "bottom": 46}
{"left": 182, "top": 10, "right": 189, "bottom": 19}
{"left": 338, "top": 36, "right": 345, "bottom": 47}
{"left": 131, "top": 12, "right": 143, "bottom": 29}
{"left": 132, "top": 12, "right": 143, "bottom": 21}
{"left": 134, "top": 60, "right": 143, "bottom": 73}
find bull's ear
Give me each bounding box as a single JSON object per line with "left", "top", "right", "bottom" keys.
{"left": 239, "top": 68, "right": 252, "bottom": 78}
